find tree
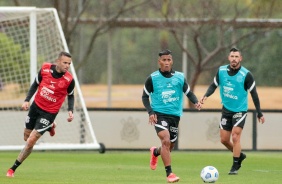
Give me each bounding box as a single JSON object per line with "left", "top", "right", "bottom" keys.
{"left": 0, "top": 32, "right": 30, "bottom": 91}
{"left": 157, "top": 0, "right": 277, "bottom": 107}
{"left": 11, "top": 0, "right": 152, "bottom": 71}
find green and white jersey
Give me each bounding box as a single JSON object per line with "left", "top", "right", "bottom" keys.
{"left": 150, "top": 70, "right": 184, "bottom": 116}
{"left": 219, "top": 65, "right": 249, "bottom": 112}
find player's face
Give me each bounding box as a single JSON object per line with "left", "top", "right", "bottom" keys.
{"left": 158, "top": 54, "right": 173, "bottom": 72}
{"left": 228, "top": 51, "right": 242, "bottom": 69}
{"left": 56, "top": 55, "right": 72, "bottom": 73}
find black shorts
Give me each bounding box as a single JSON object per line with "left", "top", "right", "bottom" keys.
{"left": 154, "top": 114, "right": 180, "bottom": 143}
{"left": 25, "top": 102, "right": 57, "bottom": 135}
{"left": 220, "top": 111, "right": 247, "bottom": 131}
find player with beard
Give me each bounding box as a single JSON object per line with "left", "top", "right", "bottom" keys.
{"left": 200, "top": 48, "right": 265, "bottom": 175}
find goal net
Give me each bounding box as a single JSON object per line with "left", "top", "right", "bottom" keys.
{"left": 0, "top": 7, "right": 104, "bottom": 152}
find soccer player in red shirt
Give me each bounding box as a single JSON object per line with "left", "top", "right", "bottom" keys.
{"left": 6, "top": 51, "right": 75, "bottom": 177}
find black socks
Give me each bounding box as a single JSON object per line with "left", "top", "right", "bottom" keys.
{"left": 153, "top": 147, "right": 160, "bottom": 157}
{"left": 11, "top": 160, "right": 21, "bottom": 171}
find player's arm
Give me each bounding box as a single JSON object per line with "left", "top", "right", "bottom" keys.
{"left": 142, "top": 76, "right": 157, "bottom": 124}
{"left": 22, "top": 70, "right": 42, "bottom": 110}
{"left": 183, "top": 79, "right": 201, "bottom": 110}
{"left": 24, "top": 70, "right": 42, "bottom": 102}
{"left": 245, "top": 72, "right": 265, "bottom": 123}
{"left": 142, "top": 76, "right": 154, "bottom": 115}
{"left": 200, "top": 70, "right": 219, "bottom": 104}
{"left": 66, "top": 79, "right": 75, "bottom": 122}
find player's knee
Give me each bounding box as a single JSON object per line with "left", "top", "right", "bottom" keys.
{"left": 231, "top": 134, "right": 240, "bottom": 143}
{"left": 161, "top": 139, "right": 171, "bottom": 148}
{"left": 26, "top": 137, "right": 37, "bottom": 148}
{"left": 26, "top": 134, "right": 41, "bottom": 147}
{"left": 220, "top": 138, "right": 229, "bottom": 145}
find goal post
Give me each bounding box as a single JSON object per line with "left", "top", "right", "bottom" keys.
{"left": 0, "top": 7, "right": 105, "bottom": 152}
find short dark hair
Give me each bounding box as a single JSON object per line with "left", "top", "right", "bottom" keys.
{"left": 230, "top": 47, "right": 239, "bottom": 52}
{"left": 158, "top": 49, "right": 172, "bottom": 57}
{"left": 59, "top": 51, "right": 72, "bottom": 58}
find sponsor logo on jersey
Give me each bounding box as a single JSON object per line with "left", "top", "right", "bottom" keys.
{"left": 162, "top": 90, "right": 175, "bottom": 98}
{"left": 40, "top": 86, "right": 56, "bottom": 102}
{"left": 161, "top": 90, "right": 179, "bottom": 104}
{"left": 223, "top": 85, "right": 233, "bottom": 93}
{"left": 42, "top": 86, "right": 54, "bottom": 94}
{"left": 223, "top": 93, "right": 238, "bottom": 100}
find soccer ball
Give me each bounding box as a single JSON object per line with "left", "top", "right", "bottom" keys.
{"left": 200, "top": 166, "right": 219, "bottom": 183}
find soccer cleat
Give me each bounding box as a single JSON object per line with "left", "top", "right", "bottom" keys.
{"left": 228, "top": 165, "right": 239, "bottom": 175}
{"left": 150, "top": 147, "right": 158, "bottom": 170}
{"left": 238, "top": 153, "right": 247, "bottom": 170}
{"left": 167, "top": 173, "right": 180, "bottom": 183}
{"left": 49, "top": 122, "right": 56, "bottom": 137}
{"left": 6, "top": 169, "right": 15, "bottom": 178}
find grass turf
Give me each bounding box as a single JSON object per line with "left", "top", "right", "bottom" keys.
{"left": 0, "top": 151, "right": 282, "bottom": 184}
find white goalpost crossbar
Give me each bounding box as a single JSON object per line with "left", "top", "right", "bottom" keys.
{"left": 0, "top": 7, "right": 104, "bottom": 152}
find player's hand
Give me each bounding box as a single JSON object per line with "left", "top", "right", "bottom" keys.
{"left": 21, "top": 101, "right": 29, "bottom": 111}
{"left": 200, "top": 96, "right": 207, "bottom": 104}
{"left": 67, "top": 111, "right": 74, "bottom": 122}
{"left": 258, "top": 116, "right": 265, "bottom": 124}
{"left": 149, "top": 114, "right": 157, "bottom": 125}
{"left": 194, "top": 102, "right": 202, "bottom": 110}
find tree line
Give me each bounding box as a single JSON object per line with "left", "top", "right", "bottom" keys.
{"left": 1, "top": 0, "right": 282, "bottom": 88}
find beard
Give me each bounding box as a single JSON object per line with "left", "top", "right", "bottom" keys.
{"left": 230, "top": 61, "right": 239, "bottom": 68}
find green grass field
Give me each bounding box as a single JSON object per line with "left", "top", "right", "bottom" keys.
{"left": 0, "top": 151, "right": 281, "bottom": 184}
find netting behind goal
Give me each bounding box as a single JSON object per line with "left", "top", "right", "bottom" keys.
{"left": 0, "top": 7, "right": 103, "bottom": 151}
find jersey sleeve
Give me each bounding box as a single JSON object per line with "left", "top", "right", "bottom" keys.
{"left": 142, "top": 76, "right": 154, "bottom": 115}
{"left": 24, "top": 69, "right": 42, "bottom": 102}
{"left": 245, "top": 72, "right": 263, "bottom": 118}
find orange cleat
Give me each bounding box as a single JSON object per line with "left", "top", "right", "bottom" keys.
{"left": 167, "top": 173, "right": 180, "bottom": 183}
{"left": 6, "top": 169, "right": 14, "bottom": 178}
{"left": 150, "top": 147, "right": 158, "bottom": 170}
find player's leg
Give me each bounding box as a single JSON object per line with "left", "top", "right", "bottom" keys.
{"left": 18, "top": 130, "right": 42, "bottom": 162}
{"left": 23, "top": 105, "right": 37, "bottom": 141}
{"left": 157, "top": 129, "right": 171, "bottom": 168}
{"left": 6, "top": 130, "right": 42, "bottom": 177}
{"left": 157, "top": 130, "right": 179, "bottom": 183}
{"left": 219, "top": 113, "right": 233, "bottom": 151}
{"left": 24, "top": 128, "right": 32, "bottom": 141}
{"left": 6, "top": 108, "right": 38, "bottom": 177}
{"left": 150, "top": 116, "right": 170, "bottom": 171}
{"left": 231, "top": 126, "right": 243, "bottom": 158}
{"left": 220, "top": 129, "right": 232, "bottom": 151}
{"left": 162, "top": 117, "right": 180, "bottom": 183}
{"left": 229, "top": 112, "right": 247, "bottom": 174}
{"left": 7, "top": 113, "right": 54, "bottom": 177}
